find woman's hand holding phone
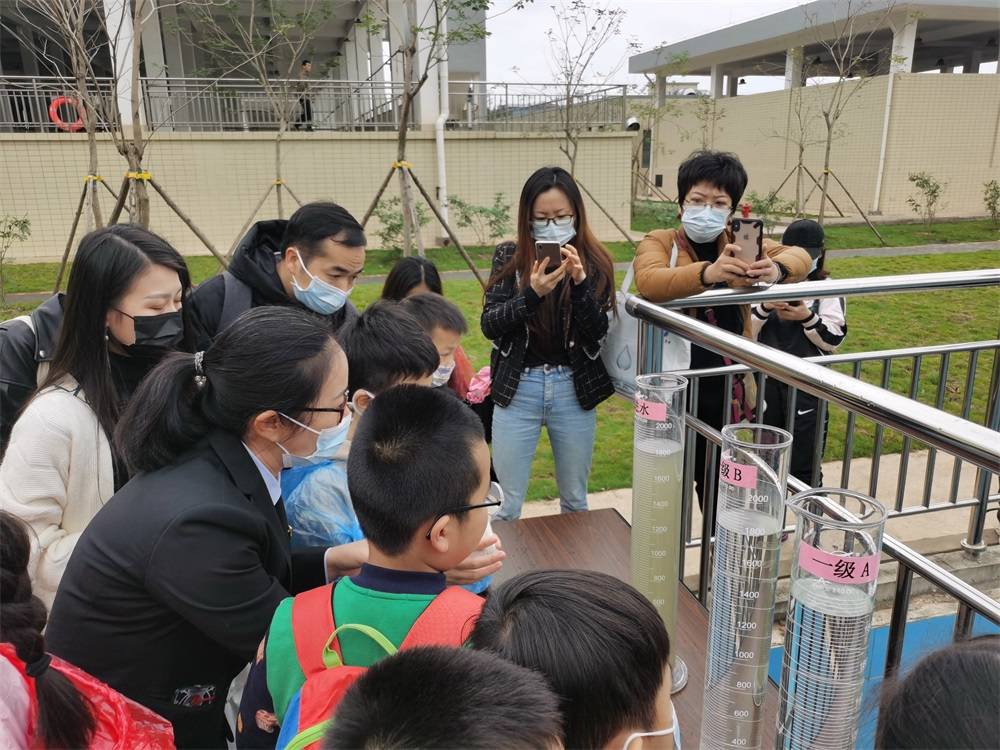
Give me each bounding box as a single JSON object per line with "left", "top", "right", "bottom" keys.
{"left": 703, "top": 244, "right": 751, "bottom": 286}
{"left": 561, "top": 244, "right": 587, "bottom": 285}
{"left": 530, "top": 258, "right": 568, "bottom": 297}
{"left": 745, "top": 255, "right": 781, "bottom": 284}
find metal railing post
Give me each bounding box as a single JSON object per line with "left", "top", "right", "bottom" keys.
{"left": 885, "top": 566, "right": 913, "bottom": 677}
{"left": 962, "top": 348, "right": 1000, "bottom": 557}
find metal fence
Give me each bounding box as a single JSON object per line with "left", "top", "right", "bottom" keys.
{"left": 624, "top": 269, "right": 1000, "bottom": 675}
{"left": 0, "top": 75, "right": 631, "bottom": 133}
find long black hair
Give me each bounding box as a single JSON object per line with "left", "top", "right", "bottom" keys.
{"left": 116, "top": 306, "right": 342, "bottom": 473}
{"left": 875, "top": 635, "right": 1000, "bottom": 749}
{"left": 39, "top": 224, "right": 193, "bottom": 440}
{"left": 0, "top": 511, "right": 96, "bottom": 748}
{"left": 381, "top": 257, "right": 443, "bottom": 300}
{"left": 487, "top": 166, "right": 615, "bottom": 340}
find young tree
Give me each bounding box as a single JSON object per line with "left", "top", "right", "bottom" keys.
{"left": 171, "top": 0, "right": 336, "bottom": 220}
{"left": 544, "top": 0, "right": 636, "bottom": 175}
{"left": 359, "top": 0, "right": 489, "bottom": 256}
{"left": 0, "top": 215, "right": 31, "bottom": 304}
{"left": 801, "top": 0, "right": 897, "bottom": 224}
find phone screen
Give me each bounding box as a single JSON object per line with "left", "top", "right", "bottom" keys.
{"left": 731, "top": 218, "right": 764, "bottom": 264}
{"left": 535, "top": 241, "right": 562, "bottom": 271}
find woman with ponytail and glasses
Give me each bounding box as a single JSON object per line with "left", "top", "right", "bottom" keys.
{"left": 482, "top": 166, "right": 616, "bottom": 521}
{"left": 46, "top": 307, "right": 368, "bottom": 748}
{"left": 0, "top": 511, "right": 174, "bottom": 748}
{"left": 0, "top": 225, "right": 192, "bottom": 606}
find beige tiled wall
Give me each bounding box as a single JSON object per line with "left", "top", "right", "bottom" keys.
{"left": 649, "top": 73, "right": 1000, "bottom": 220}
{"left": 0, "top": 131, "right": 633, "bottom": 262}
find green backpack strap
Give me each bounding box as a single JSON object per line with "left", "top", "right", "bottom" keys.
{"left": 283, "top": 719, "right": 334, "bottom": 750}
{"left": 321, "top": 623, "right": 397, "bottom": 669}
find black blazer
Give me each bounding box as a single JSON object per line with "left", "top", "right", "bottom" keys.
{"left": 46, "top": 429, "right": 326, "bottom": 749}
{"left": 481, "top": 242, "right": 615, "bottom": 411}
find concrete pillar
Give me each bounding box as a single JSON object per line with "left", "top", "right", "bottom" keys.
{"left": 963, "top": 51, "right": 982, "bottom": 73}
{"left": 709, "top": 64, "right": 724, "bottom": 99}
{"left": 784, "top": 47, "right": 804, "bottom": 89}
{"left": 411, "top": 0, "right": 440, "bottom": 128}
{"left": 155, "top": 5, "right": 186, "bottom": 77}
{"left": 102, "top": 0, "right": 138, "bottom": 132}
{"left": 726, "top": 74, "right": 739, "bottom": 97}
{"left": 889, "top": 13, "right": 917, "bottom": 73}
{"left": 139, "top": 5, "right": 169, "bottom": 129}
{"left": 655, "top": 73, "right": 666, "bottom": 108}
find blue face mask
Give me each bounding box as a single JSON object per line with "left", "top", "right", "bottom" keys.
{"left": 681, "top": 204, "right": 730, "bottom": 244}
{"left": 279, "top": 411, "right": 352, "bottom": 467}
{"left": 532, "top": 219, "right": 577, "bottom": 247}
{"left": 291, "top": 253, "right": 351, "bottom": 315}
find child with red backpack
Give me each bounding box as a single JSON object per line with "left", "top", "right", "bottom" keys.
{"left": 236, "top": 385, "right": 501, "bottom": 749}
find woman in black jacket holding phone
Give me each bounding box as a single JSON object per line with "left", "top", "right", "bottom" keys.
{"left": 481, "top": 166, "right": 616, "bottom": 521}
{"left": 46, "top": 307, "right": 365, "bottom": 748}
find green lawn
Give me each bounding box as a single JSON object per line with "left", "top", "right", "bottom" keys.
{"left": 352, "top": 250, "right": 996, "bottom": 502}
{"left": 823, "top": 219, "right": 999, "bottom": 250}
{"left": 2, "top": 242, "right": 995, "bottom": 503}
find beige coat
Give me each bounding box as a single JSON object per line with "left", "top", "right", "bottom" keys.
{"left": 0, "top": 377, "right": 115, "bottom": 606}
{"left": 633, "top": 227, "right": 813, "bottom": 337}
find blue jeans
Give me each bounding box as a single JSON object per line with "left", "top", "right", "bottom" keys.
{"left": 492, "top": 365, "right": 597, "bottom": 521}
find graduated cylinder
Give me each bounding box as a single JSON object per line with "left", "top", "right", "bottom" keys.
{"left": 632, "top": 373, "right": 689, "bottom": 692}
{"left": 776, "top": 490, "right": 886, "bottom": 750}
{"left": 700, "top": 424, "right": 792, "bottom": 750}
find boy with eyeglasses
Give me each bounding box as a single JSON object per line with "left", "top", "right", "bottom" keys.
{"left": 632, "top": 150, "right": 811, "bottom": 510}
{"left": 236, "top": 385, "right": 503, "bottom": 749}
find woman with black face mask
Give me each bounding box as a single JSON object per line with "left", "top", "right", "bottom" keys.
{"left": 0, "top": 224, "right": 192, "bottom": 606}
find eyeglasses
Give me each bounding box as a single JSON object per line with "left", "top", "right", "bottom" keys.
{"left": 683, "top": 199, "right": 732, "bottom": 211}
{"left": 532, "top": 216, "right": 575, "bottom": 227}
{"left": 289, "top": 390, "right": 350, "bottom": 420}
{"left": 425, "top": 482, "right": 504, "bottom": 539}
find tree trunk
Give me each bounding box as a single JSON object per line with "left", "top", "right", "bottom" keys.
{"left": 795, "top": 147, "right": 805, "bottom": 217}
{"left": 127, "top": 2, "right": 149, "bottom": 227}
{"left": 275, "top": 123, "right": 285, "bottom": 219}
{"left": 127, "top": 148, "right": 150, "bottom": 228}
{"left": 396, "top": 40, "right": 416, "bottom": 257}
{"left": 817, "top": 125, "right": 834, "bottom": 226}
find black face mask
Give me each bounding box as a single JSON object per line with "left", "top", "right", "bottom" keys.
{"left": 117, "top": 310, "right": 185, "bottom": 357}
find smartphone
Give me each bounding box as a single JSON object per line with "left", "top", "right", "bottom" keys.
{"left": 730, "top": 218, "right": 764, "bottom": 264}
{"left": 534, "top": 241, "right": 563, "bottom": 271}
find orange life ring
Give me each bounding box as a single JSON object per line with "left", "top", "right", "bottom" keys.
{"left": 49, "top": 96, "right": 84, "bottom": 132}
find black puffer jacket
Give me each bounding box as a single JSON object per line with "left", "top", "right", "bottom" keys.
{"left": 481, "top": 242, "right": 614, "bottom": 411}
{"left": 188, "top": 220, "right": 358, "bottom": 349}
{"left": 0, "top": 294, "right": 63, "bottom": 454}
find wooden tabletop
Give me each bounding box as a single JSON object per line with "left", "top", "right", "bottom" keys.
{"left": 493, "top": 508, "right": 780, "bottom": 749}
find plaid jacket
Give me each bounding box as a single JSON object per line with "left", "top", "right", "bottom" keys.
{"left": 480, "top": 242, "right": 615, "bottom": 411}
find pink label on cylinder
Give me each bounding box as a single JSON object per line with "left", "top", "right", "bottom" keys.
{"left": 798, "top": 542, "right": 879, "bottom": 583}
{"left": 719, "top": 459, "right": 757, "bottom": 488}
{"left": 635, "top": 398, "right": 667, "bottom": 422}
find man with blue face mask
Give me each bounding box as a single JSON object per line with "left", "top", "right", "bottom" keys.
{"left": 633, "top": 151, "right": 812, "bottom": 512}
{"left": 189, "top": 202, "right": 366, "bottom": 349}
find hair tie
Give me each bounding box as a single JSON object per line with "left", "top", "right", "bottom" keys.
{"left": 193, "top": 351, "right": 207, "bottom": 389}
{"left": 26, "top": 653, "right": 51, "bottom": 678}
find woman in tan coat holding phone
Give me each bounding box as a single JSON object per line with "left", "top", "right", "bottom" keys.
{"left": 633, "top": 151, "right": 811, "bottom": 508}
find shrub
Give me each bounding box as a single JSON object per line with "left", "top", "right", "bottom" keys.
{"left": 983, "top": 180, "right": 1000, "bottom": 228}
{"left": 745, "top": 191, "right": 796, "bottom": 236}
{"left": 447, "top": 193, "right": 512, "bottom": 246}
{"left": 907, "top": 172, "right": 946, "bottom": 228}
{"left": 0, "top": 215, "right": 31, "bottom": 303}
{"left": 372, "top": 196, "right": 430, "bottom": 251}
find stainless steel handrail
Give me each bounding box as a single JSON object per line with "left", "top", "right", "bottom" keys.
{"left": 654, "top": 269, "right": 1000, "bottom": 308}
{"left": 625, "top": 295, "right": 1000, "bottom": 471}
{"left": 672, "top": 340, "right": 1000, "bottom": 379}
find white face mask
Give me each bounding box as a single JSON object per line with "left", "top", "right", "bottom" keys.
{"left": 278, "top": 411, "right": 352, "bottom": 467}
{"left": 621, "top": 710, "right": 680, "bottom": 750}
{"left": 431, "top": 362, "right": 456, "bottom": 388}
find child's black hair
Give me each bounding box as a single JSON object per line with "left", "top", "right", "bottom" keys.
{"left": 381, "top": 257, "right": 444, "bottom": 300}
{"left": 324, "top": 646, "right": 563, "bottom": 750}
{"left": 338, "top": 301, "right": 439, "bottom": 396}
{"left": 347, "top": 385, "right": 486, "bottom": 555}
{"left": 677, "top": 150, "right": 748, "bottom": 208}
{"left": 470, "top": 569, "right": 671, "bottom": 749}
{"left": 875, "top": 634, "right": 1000, "bottom": 749}
{"left": 399, "top": 292, "right": 468, "bottom": 335}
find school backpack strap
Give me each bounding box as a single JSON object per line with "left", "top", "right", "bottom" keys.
{"left": 291, "top": 583, "right": 337, "bottom": 677}
{"left": 219, "top": 271, "right": 253, "bottom": 333}
{"left": 399, "top": 586, "right": 485, "bottom": 648}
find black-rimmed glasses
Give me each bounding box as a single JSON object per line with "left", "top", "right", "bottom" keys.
{"left": 290, "top": 390, "right": 350, "bottom": 420}
{"left": 425, "top": 482, "right": 504, "bottom": 539}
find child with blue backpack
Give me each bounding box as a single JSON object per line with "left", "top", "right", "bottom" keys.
{"left": 281, "top": 301, "right": 439, "bottom": 551}
{"left": 236, "top": 385, "right": 503, "bottom": 749}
